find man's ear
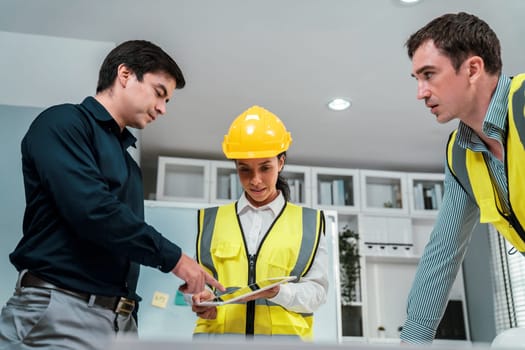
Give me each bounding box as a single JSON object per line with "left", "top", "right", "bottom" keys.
{"left": 117, "top": 64, "right": 133, "bottom": 87}
{"left": 466, "top": 56, "right": 484, "bottom": 81}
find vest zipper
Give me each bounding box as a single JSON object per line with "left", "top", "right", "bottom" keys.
{"left": 245, "top": 254, "right": 256, "bottom": 336}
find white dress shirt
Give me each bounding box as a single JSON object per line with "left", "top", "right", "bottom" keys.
{"left": 237, "top": 191, "right": 328, "bottom": 313}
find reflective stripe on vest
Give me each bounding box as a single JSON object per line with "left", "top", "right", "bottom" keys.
{"left": 195, "top": 201, "right": 323, "bottom": 339}
{"left": 446, "top": 73, "right": 525, "bottom": 252}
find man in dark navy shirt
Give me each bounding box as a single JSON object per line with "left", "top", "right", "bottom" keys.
{"left": 0, "top": 40, "right": 223, "bottom": 350}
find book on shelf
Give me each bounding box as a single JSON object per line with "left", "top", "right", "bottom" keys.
{"left": 415, "top": 182, "right": 443, "bottom": 211}
{"left": 414, "top": 182, "right": 424, "bottom": 210}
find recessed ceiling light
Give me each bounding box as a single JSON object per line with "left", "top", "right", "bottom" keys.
{"left": 399, "top": 0, "right": 422, "bottom": 4}
{"left": 327, "top": 98, "right": 351, "bottom": 111}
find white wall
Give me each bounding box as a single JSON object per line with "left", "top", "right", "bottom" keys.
{"left": 0, "top": 31, "right": 114, "bottom": 107}
{"left": 0, "top": 31, "right": 141, "bottom": 165}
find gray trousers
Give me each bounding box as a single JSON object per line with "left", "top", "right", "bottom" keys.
{"left": 0, "top": 273, "right": 137, "bottom": 350}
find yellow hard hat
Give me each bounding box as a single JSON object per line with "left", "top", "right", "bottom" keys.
{"left": 222, "top": 105, "right": 292, "bottom": 159}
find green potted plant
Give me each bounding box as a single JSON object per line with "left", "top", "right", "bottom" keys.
{"left": 338, "top": 225, "right": 360, "bottom": 304}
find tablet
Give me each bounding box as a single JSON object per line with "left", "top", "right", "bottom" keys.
{"left": 196, "top": 276, "right": 297, "bottom": 306}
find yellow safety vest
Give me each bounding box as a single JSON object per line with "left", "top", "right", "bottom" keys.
{"left": 195, "top": 202, "right": 324, "bottom": 339}
{"left": 447, "top": 73, "right": 525, "bottom": 252}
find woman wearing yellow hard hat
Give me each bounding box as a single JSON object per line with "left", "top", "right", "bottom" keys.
{"left": 191, "top": 105, "right": 328, "bottom": 341}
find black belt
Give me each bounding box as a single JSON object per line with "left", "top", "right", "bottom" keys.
{"left": 20, "top": 272, "right": 135, "bottom": 316}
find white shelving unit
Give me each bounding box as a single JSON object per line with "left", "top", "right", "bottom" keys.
{"left": 209, "top": 160, "right": 239, "bottom": 204}
{"left": 156, "top": 156, "right": 210, "bottom": 203}
{"left": 157, "top": 158, "right": 314, "bottom": 206}
{"left": 154, "top": 156, "right": 469, "bottom": 344}
{"left": 282, "top": 164, "right": 312, "bottom": 206}
{"left": 360, "top": 169, "right": 408, "bottom": 215}
{"left": 408, "top": 172, "right": 445, "bottom": 217}
{"left": 311, "top": 167, "right": 360, "bottom": 212}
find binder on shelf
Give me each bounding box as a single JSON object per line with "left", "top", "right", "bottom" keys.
{"left": 430, "top": 188, "right": 437, "bottom": 209}
{"left": 332, "top": 179, "right": 345, "bottom": 206}
{"left": 414, "top": 182, "right": 424, "bottom": 210}
{"left": 423, "top": 187, "right": 442, "bottom": 210}
{"left": 319, "top": 181, "right": 333, "bottom": 205}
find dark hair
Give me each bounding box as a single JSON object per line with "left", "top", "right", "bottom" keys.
{"left": 96, "top": 40, "right": 186, "bottom": 93}
{"left": 405, "top": 12, "right": 502, "bottom": 75}
{"left": 276, "top": 152, "right": 291, "bottom": 202}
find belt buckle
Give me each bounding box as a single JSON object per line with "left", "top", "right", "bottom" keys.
{"left": 115, "top": 297, "right": 135, "bottom": 316}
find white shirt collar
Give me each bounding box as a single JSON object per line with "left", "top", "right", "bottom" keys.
{"left": 237, "top": 191, "right": 285, "bottom": 217}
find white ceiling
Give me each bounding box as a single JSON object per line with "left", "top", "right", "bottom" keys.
{"left": 2, "top": 0, "right": 525, "bottom": 174}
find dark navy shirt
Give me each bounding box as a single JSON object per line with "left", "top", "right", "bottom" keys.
{"left": 10, "top": 96, "right": 182, "bottom": 301}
